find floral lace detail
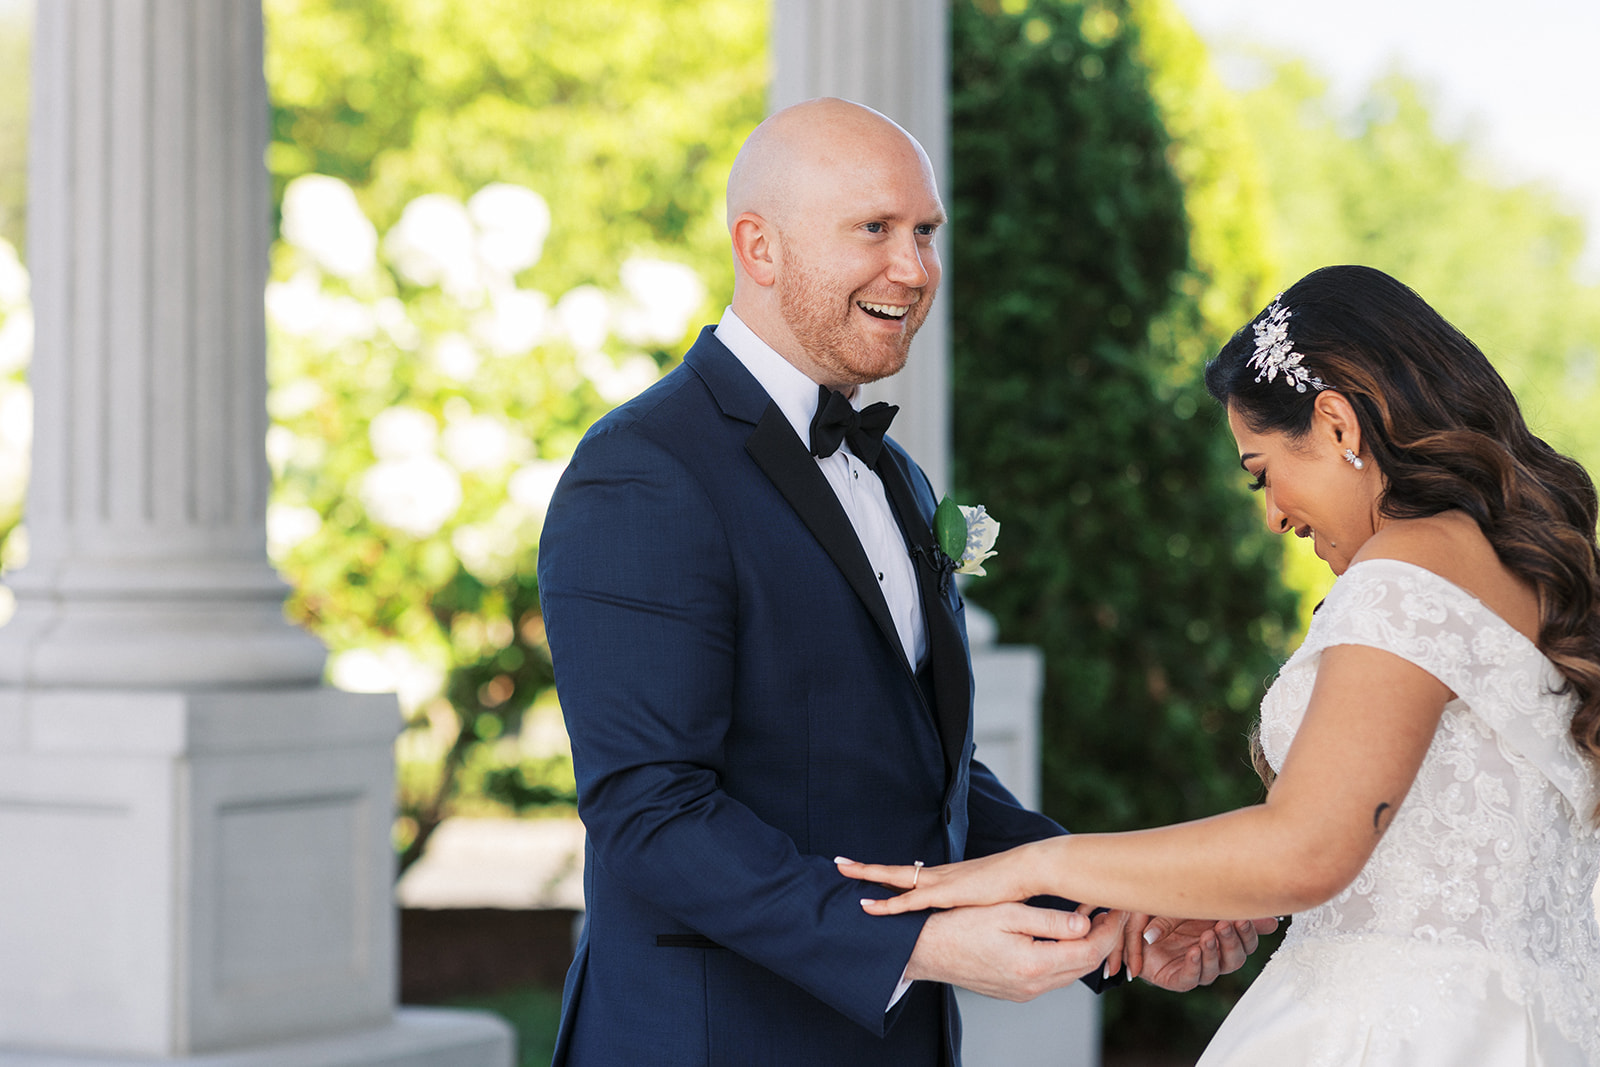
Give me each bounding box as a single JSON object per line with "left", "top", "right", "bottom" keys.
{"left": 1257, "top": 559, "right": 1600, "bottom": 1058}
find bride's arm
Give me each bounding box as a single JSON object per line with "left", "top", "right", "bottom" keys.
{"left": 838, "top": 642, "right": 1451, "bottom": 921}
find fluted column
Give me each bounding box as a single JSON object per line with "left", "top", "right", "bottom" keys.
{"left": 770, "top": 0, "right": 952, "bottom": 497}
{"left": 1, "top": 0, "right": 324, "bottom": 687}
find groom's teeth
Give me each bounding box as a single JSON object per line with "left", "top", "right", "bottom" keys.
{"left": 858, "top": 301, "right": 909, "bottom": 319}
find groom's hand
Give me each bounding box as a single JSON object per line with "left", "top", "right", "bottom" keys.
{"left": 903, "top": 903, "right": 1124, "bottom": 1002}
{"left": 1124, "top": 915, "right": 1279, "bottom": 991}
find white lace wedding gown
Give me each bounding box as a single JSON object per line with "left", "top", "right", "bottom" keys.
{"left": 1198, "top": 559, "right": 1600, "bottom": 1066}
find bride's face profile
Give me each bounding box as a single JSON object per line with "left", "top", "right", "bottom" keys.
{"left": 1227, "top": 395, "right": 1379, "bottom": 576}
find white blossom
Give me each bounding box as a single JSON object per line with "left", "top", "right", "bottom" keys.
{"left": 442, "top": 413, "right": 520, "bottom": 473}
{"left": 431, "top": 333, "right": 482, "bottom": 382}
{"left": 616, "top": 256, "right": 705, "bottom": 346}
{"left": 266, "top": 503, "right": 323, "bottom": 560}
{"left": 360, "top": 455, "right": 462, "bottom": 538}
{"left": 368, "top": 405, "right": 438, "bottom": 461}
{"left": 474, "top": 287, "right": 550, "bottom": 356}
{"left": 0, "top": 305, "right": 34, "bottom": 374}
{"left": 556, "top": 285, "right": 610, "bottom": 352}
{"left": 0, "top": 239, "right": 29, "bottom": 307}
{"left": 469, "top": 184, "right": 551, "bottom": 276}
{"left": 955, "top": 504, "right": 1000, "bottom": 576}
{"left": 329, "top": 645, "right": 446, "bottom": 713}
{"left": 385, "top": 194, "right": 482, "bottom": 300}
{"left": 281, "top": 175, "right": 378, "bottom": 279}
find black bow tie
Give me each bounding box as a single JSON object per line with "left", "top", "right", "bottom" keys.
{"left": 808, "top": 386, "right": 898, "bottom": 466}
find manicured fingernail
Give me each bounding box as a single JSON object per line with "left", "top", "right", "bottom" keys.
{"left": 1143, "top": 927, "right": 1161, "bottom": 944}
{"left": 860, "top": 898, "right": 874, "bottom": 908}
{"left": 834, "top": 856, "right": 852, "bottom": 864}
{"left": 1102, "top": 961, "right": 1112, "bottom": 980}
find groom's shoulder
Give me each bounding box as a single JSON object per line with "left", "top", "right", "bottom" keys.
{"left": 580, "top": 336, "right": 722, "bottom": 441}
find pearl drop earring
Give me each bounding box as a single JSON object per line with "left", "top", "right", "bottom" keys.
{"left": 1343, "top": 448, "right": 1364, "bottom": 470}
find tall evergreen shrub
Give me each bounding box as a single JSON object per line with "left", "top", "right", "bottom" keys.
{"left": 950, "top": 0, "right": 1299, "bottom": 1049}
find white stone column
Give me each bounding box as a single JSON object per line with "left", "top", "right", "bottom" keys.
{"left": 770, "top": 5, "right": 1098, "bottom": 1064}
{"left": 0, "top": 0, "right": 325, "bottom": 688}
{"left": 0, "top": 3, "right": 509, "bottom": 1062}
{"left": 770, "top": 0, "right": 952, "bottom": 498}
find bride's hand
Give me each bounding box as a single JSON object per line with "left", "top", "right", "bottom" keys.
{"left": 834, "top": 847, "right": 1034, "bottom": 915}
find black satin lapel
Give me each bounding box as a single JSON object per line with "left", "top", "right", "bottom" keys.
{"left": 874, "top": 448, "right": 971, "bottom": 779}
{"left": 745, "top": 404, "right": 907, "bottom": 669}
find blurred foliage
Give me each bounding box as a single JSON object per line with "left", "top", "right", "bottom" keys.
{"left": 0, "top": 237, "right": 26, "bottom": 570}
{"left": 265, "top": 0, "right": 765, "bottom": 302}
{"left": 0, "top": 2, "right": 26, "bottom": 253}
{"left": 261, "top": 0, "right": 767, "bottom": 872}
{"left": 1236, "top": 58, "right": 1600, "bottom": 485}
{"left": 950, "top": 0, "right": 1298, "bottom": 1052}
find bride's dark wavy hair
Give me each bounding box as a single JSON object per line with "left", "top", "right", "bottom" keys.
{"left": 1205, "top": 265, "right": 1600, "bottom": 798}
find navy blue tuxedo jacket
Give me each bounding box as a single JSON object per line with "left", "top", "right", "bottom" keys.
{"left": 537, "top": 328, "right": 1071, "bottom": 1065}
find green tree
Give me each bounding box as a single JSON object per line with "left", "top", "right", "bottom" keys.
{"left": 266, "top": 0, "right": 765, "bottom": 302}
{"left": 1238, "top": 60, "right": 1600, "bottom": 484}
{"left": 950, "top": 0, "right": 1298, "bottom": 1051}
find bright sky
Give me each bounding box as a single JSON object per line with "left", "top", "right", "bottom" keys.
{"left": 1170, "top": 0, "right": 1600, "bottom": 277}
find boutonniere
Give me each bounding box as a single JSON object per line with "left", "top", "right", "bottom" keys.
{"left": 933, "top": 495, "right": 999, "bottom": 577}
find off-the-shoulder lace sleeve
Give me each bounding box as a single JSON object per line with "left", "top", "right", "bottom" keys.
{"left": 1284, "top": 558, "right": 1597, "bottom": 820}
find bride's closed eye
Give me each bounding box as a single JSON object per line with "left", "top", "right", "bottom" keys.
{"left": 1247, "top": 471, "right": 1266, "bottom": 493}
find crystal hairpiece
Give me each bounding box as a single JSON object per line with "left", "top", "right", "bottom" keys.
{"left": 1248, "top": 295, "right": 1325, "bottom": 393}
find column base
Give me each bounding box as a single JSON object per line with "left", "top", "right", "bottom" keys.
{"left": 0, "top": 1009, "right": 513, "bottom": 1067}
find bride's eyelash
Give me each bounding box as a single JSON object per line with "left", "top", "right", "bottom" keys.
{"left": 1247, "top": 472, "right": 1266, "bottom": 493}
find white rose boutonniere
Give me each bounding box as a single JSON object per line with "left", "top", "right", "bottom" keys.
{"left": 933, "top": 495, "right": 999, "bottom": 577}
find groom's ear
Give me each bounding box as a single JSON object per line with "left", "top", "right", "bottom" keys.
{"left": 731, "top": 211, "right": 778, "bottom": 287}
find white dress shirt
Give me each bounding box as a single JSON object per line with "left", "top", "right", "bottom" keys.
{"left": 715, "top": 308, "right": 927, "bottom": 670}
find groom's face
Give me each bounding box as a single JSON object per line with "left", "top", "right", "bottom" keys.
{"left": 773, "top": 143, "right": 945, "bottom": 387}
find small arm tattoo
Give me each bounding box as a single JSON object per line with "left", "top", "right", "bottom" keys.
{"left": 1373, "top": 802, "right": 1393, "bottom": 832}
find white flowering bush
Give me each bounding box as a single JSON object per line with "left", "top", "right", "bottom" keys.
{"left": 268, "top": 174, "right": 705, "bottom": 867}
{"left": 0, "top": 238, "right": 29, "bottom": 591}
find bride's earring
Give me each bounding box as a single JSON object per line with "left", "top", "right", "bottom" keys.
{"left": 1343, "top": 448, "right": 1364, "bottom": 470}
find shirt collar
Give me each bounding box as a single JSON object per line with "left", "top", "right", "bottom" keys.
{"left": 715, "top": 306, "right": 848, "bottom": 446}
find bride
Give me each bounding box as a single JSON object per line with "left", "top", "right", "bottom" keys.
{"left": 838, "top": 265, "right": 1600, "bottom": 1064}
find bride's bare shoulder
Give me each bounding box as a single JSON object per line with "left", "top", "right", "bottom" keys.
{"left": 1355, "top": 512, "right": 1539, "bottom": 639}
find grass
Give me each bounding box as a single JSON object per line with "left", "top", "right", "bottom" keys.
{"left": 446, "top": 985, "right": 564, "bottom": 1067}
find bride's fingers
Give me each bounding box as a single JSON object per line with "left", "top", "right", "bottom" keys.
{"left": 833, "top": 857, "right": 923, "bottom": 890}
{"left": 857, "top": 889, "right": 932, "bottom": 915}
{"left": 1121, "top": 913, "right": 1152, "bottom": 980}
{"left": 832, "top": 857, "right": 934, "bottom": 895}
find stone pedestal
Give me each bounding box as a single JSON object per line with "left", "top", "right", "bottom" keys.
{"left": 959, "top": 611, "right": 1100, "bottom": 1067}
{"left": 0, "top": 691, "right": 400, "bottom": 1055}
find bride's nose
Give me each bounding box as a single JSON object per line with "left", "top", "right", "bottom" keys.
{"left": 1265, "top": 497, "right": 1291, "bottom": 534}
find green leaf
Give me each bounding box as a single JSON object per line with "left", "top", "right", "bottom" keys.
{"left": 933, "top": 495, "right": 967, "bottom": 560}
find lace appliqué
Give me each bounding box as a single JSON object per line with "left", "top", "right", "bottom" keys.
{"left": 1257, "top": 559, "right": 1600, "bottom": 1058}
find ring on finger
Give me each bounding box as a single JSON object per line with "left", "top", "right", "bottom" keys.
{"left": 911, "top": 860, "right": 924, "bottom": 889}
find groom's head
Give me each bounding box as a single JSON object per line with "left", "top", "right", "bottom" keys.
{"left": 726, "top": 97, "right": 945, "bottom": 393}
